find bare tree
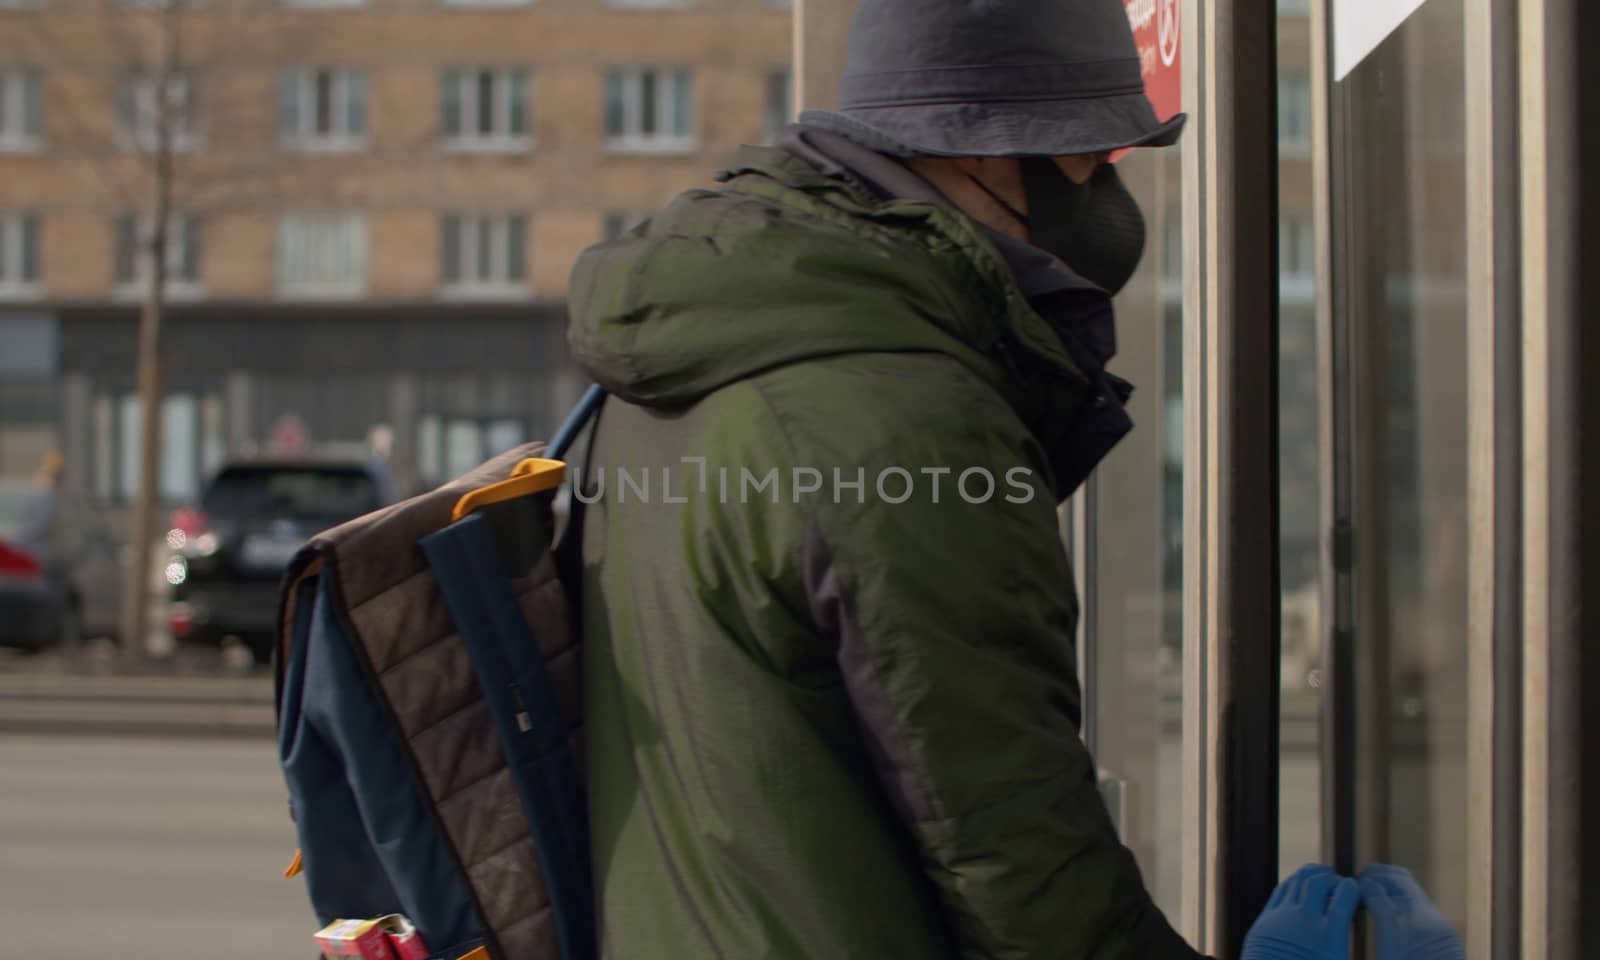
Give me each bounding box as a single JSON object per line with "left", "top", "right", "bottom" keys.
{"left": 25, "top": 0, "right": 307, "bottom": 659}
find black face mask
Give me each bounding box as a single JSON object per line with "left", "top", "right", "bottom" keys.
{"left": 970, "top": 158, "right": 1148, "bottom": 295}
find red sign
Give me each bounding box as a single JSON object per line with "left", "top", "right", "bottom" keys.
{"left": 270, "top": 413, "right": 309, "bottom": 455}
{"left": 1117, "top": 0, "right": 1182, "bottom": 160}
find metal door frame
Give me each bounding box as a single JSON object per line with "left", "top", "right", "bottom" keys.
{"left": 1180, "top": 0, "right": 1282, "bottom": 952}
{"left": 1518, "top": 1, "right": 1599, "bottom": 956}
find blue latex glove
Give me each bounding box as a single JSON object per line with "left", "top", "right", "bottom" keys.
{"left": 1240, "top": 863, "right": 1362, "bottom": 960}
{"left": 1358, "top": 864, "right": 1465, "bottom": 960}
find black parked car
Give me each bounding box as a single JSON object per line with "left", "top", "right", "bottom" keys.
{"left": 0, "top": 480, "right": 122, "bottom": 652}
{"left": 166, "top": 456, "right": 396, "bottom": 663}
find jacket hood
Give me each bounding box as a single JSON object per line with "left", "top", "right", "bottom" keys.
{"left": 567, "top": 145, "right": 1086, "bottom": 418}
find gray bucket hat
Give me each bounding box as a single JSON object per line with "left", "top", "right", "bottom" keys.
{"left": 798, "top": 0, "right": 1186, "bottom": 158}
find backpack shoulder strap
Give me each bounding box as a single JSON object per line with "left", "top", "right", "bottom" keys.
{"left": 547, "top": 385, "right": 607, "bottom": 461}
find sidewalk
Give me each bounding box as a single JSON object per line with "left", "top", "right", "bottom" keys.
{"left": 0, "top": 644, "right": 275, "bottom": 738}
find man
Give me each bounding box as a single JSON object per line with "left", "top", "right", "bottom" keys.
{"left": 566, "top": 1, "right": 1455, "bottom": 957}
{"left": 17, "top": 450, "right": 66, "bottom": 549}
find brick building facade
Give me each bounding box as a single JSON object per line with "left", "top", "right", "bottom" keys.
{"left": 0, "top": 0, "right": 792, "bottom": 508}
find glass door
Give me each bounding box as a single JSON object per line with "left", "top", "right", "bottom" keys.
{"left": 1082, "top": 138, "right": 1187, "bottom": 921}
{"left": 1333, "top": 0, "right": 1472, "bottom": 931}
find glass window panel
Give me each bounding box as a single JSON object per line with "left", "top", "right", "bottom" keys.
{"left": 1342, "top": 0, "right": 1469, "bottom": 931}
{"left": 278, "top": 69, "right": 301, "bottom": 140}
{"left": 440, "top": 215, "right": 460, "bottom": 284}
{"left": 444, "top": 419, "right": 480, "bottom": 479}
{"left": 605, "top": 70, "right": 626, "bottom": 138}
{"left": 346, "top": 70, "right": 366, "bottom": 138}
{"left": 278, "top": 214, "right": 364, "bottom": 293}
{"left": 19, "top": 213, "right": 37, "bottom": 282}
{"left": 22, "top": 70, "right": 41, "bottom": 139}
{"left": 181, "top": 216, "right": 201, "bottom": 283}
{"left": 1279, "top": 73, "right": 1312, "bottom": 152}
{"left": 1083, "top": 143, "right": 1185, "bottom": 919}
{"left": 671, "top": 68, "right": 691, "bottom": 138}
{"left": 440, "top": 69, "right": 461, "bottom": 137}
{"left": 173, "top": 72, "right": 196, "bottom": 138}
{"left": 115, "top": 80, "right": 136, "bottom": 137}
{"left": 485, "top": 418, "right": 525, "bottom": 456}
{"left": 476, "top": 70, "right": 494, "bottom": 135}
{"left": 314, "top": 69, "right": 333, "bottom": 135}
{"left": 508, "top": 69, "right": 527, "bottom": 136}
{"left": 765, "top": 69, "right": 790, "bottom": 141}
{"left": 639, "top": 70, "right": 657, "bottom": 136}
{"left": 475, "top": 217, "right": 492, "bottom": 281}
{"left": 1277, "top": 0, "right": 1322, "bottom": 879}
{"left": 200, "top": 394, "right": 224, "bottom": 479}
{"left": 160, "top": 393, "right": 197, "bottom": 502}
{"left": 93, "top": 395, "right": 114, "bottom": 501}
{"left": 114, "top": 214, "right": 137, "bottom": 284}
{"left": 416, "top": 415, "right": 441, "bottom": 486}
{"left": 506, "top": 215, "right": 526, "bottom": 282}
{"left": 118, "top": 394, "right": 140, "bottom": 501}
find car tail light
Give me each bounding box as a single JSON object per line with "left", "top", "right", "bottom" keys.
{"left": 168, "top": 603, "right": 195, "bottom": 639}
{"left": 0, "top": 540, "right": 42, "bottom": 579}
{"left": 167, "top": 507, "right": 209, "bottom": 550}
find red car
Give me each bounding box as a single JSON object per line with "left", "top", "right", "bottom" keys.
{"left": 0, "top": 480, "right": 122, "bottom": 652}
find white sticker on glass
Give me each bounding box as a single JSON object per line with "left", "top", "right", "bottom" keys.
{"left": 1333, "top": 0, "right": 1430, "bottom": 80}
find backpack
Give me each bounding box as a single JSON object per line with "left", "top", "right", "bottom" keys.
{"left": 275, "top": 387, "right": 605, "bottom": 960}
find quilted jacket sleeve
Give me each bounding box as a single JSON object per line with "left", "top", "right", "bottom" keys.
{"left": 802, "top": 433, "right": 1202, "bottom": 960}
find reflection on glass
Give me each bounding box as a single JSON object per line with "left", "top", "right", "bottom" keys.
{"left": 1089, "top": 141, "right": 1184, "bottom": 919}
{"left": 1277, "top": 0, "right": 1321, "bottom": 877}
{"left": 444, "top": 419, "right": 481, "bottom": 480}
{"left": 486, "top": 418, "right": 526, "bottom": 456}
{"left": 160, "top": 393, "right": 197, "bottom": 503}
{"left": 1344, "top": 0, "right": 1469, "bottom": 931}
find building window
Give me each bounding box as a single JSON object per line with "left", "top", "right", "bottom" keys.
{"left": 0, "top": 68, "right": 42, "bottom": 151}
{"left": 1162, "top": 206, "right": 1182, "bottom": 281}
{"left": 440, "top": 67, "right": 529, "bottom": 151}
{"left": 114, "top": 213, "right": 202, "bottom": 294}
{"left": 416, "top": 414, "right": 528, "bottom": 486}
{"left": 279, "top": 67, "right": 366, "bottom": 151}
{"left": 1279, "top": 73, "right": 1311, "bottom": 155}
{"left": 602, "top": 212, "right": 649, "bottom": 241}
{"left": 116, "top": 71, "right": 200, "bottom": 151}
{"left": 1279, "top": 214, "right": 1314, "bottom": 278}
{"left": 0, "top": 213, "right": 40, "bottom": 295}
{"left": 277, "top": 213, "right": 366, "bottom": 297}
{"left": 604, "top": 67, "right": 693, "bottom": 153}
{"left": 439, "top": 214, "right": 527, "bottom": 295}
{"left": 764, "top": 68, "right": 791, "bottom": 143}
{"left": 95, "top": 391, "right": 215, "bottom": 504}
{"left": 1279, "top": 213, "right": 1315, "bottom": 301}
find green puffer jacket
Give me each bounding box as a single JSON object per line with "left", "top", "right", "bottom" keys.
{"left": 567, "top": 145, "right": 1198, "bottom": 960}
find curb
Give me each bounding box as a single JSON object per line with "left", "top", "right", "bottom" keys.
{"left": 0, "top": 673, "right": 275, "bottom": 738}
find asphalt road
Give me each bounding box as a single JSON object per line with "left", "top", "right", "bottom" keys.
{"left": 0, "top": 711, "right": 1328, "bottom": 960}
{"left": 0, "top": 734, "right": 314, "bottom": 960}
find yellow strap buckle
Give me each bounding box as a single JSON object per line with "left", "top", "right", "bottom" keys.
{"left": 450, "top": 458, "right": 567, "bottom": 523}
